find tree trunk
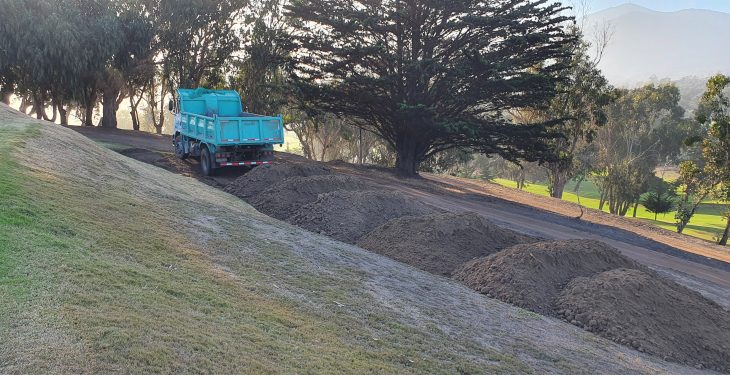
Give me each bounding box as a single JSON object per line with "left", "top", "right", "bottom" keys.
{"left": 155, "top": 108, "right": 165, "bottom": 134}
{"left": 59, "top": 106, "right": 68, "bottom": 126}
{"left": 84, "top": 104, "right": 94, "bottom": 126}
{"left": 0, "top": 83, "right": 12, "bottom": 105}
{"left": 546, "top": 162, "right": 570, "bottom": 199}
{"left": 394, "top": 137, "right": 419, "bottom": 177}
{"left": 154, "top": 83, "right": 166, "bottom": 134}
{"left": 19, "top": 97, "right": 30, "bottom": 114}
{"left": 129, "top": 94, "right": 141, "bottom": 131}
{"left": 632, "top": 200, "right": 639, "bottom": 218}
{"left": 54, "top": 97, "right": 68, "bottom": 126}
{"left": 598, "top": 190, "right": 606, "bottom": 211}
{"left": 550, "top": 173, "right": 567, "bottom": 199}
{"left": 719, "top": 216, "right": 730, "bottom": 246}
{"left": 677, "top": 192, "right": 710, "bottom": 234}
{"left": 517, "top": 170, "right": 526, "bottom": 190}
{"left": 101, "top": 86, "right": 120, "bottom": 129}
{"left": 33, "top": 93, "right": 43, "bottom": 119}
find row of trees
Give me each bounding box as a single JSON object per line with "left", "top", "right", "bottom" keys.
{"left": 0, "top": 0, "right": 250, "bottom": 132}
{"left": 1, "top": 0, "right": 581, "bottom": 177}
{"left": 480, "top": 75, "right": 729, "bottom": 244}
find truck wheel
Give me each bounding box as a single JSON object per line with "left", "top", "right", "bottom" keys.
{"left": 200, "top": 147, "right": 215, "bottom": 176}
{"left": 174, "top": 133, "right": 189, "bottom": 160}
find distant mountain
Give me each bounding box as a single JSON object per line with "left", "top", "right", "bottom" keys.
{"left": 584, "top": 4, "right": 730, "bottom": 86}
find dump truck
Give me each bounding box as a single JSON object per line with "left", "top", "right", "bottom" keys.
{"left": 170, "top": 88, "right": 284, "bottom": 176}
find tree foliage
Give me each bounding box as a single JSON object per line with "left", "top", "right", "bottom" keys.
{"left": 591, "top": 84, "right": 685, "bottom": 216}
{"left": 285, "top": 0, "right": 576, "bottom": 176}
{"left": 641, "top": 178, "right": 676, "bottom": 220}
{"left": 694, "top": 74, "right": 730, "bottom": 244}
{"left": 518, "top": 27, "right": 612, "bottom": 198}
{"left": 674, "top": 160, "right": 718, "bottom": 234}
{"left": 230, "top": 0, "right": 291, "bottom": 115}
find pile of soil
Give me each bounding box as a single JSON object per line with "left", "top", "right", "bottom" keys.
{"left": 249, "top": 174, "right": 374, "bottom": 220}
{"left": 224, "top": 162, "right": 333, "bottom": 199}
{"left": 357, "top": 212, "right": 536, "bottom": 276}
{"left": 556, "top": 268, "right": 730, "bottom": 372}
{"left": 451, "top": 239, "right": 641, "bottom": 315}
{"left": 290, "top": 190, "right": 440, "bottom": 244}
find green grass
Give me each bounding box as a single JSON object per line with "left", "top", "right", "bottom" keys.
{"left": 0, "top": 121, "right": 530, "bottom": 374}
{"left": 493, "top": 178, "right": 728, "bottom": 243}
{"left": 0, "top": 127, "right": 407, "bottom": 373}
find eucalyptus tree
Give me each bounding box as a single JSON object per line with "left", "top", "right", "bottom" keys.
{"left": 539, "top": 29, "right": 613, "bottom": 198}
{"left": 155, "top": 0, "right": 248, "bottom": 89}
{"left": 592, "top": 84, "right": 685, "bottom": 216}
{"left": 674, "top": 160, "right": 718, "bottom": 234}
{"left": 286, "top": 0, "right": 575, "bottom": 176}
{"left": 0, "top": 0, "right": 120, "bottom": 125}
{"left": 133, "top": 0, "right": 248, "bottom": 133}
{"left": 100, "top": 3, "right": 155, "bottom": 129}
{"left": 694, "top": 74, "right": 730, "bottom": 244}
{"left": 510, "top": 28, "right": 612, "bottom": 198}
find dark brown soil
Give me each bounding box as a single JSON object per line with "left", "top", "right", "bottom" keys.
{"left": 451, "top": 239, "right": 642, "bottom": 315}
{"left": 289, "top": 190, "right": 440, "bottom": 244}
{"left": 249, "top": 174, "right": 375, "bottom": 220}
{"left": 224, "top": 161, "right": 333, "bottom": 199}
{"left": 357, "top": 212, "right": 537, "bottom": 276}
{"left": 556, "top": 268, "right": 730, "bottom": 373}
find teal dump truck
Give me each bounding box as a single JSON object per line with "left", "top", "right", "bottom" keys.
{"left": 170, "top": 88, "right": 284, "bottom": 176}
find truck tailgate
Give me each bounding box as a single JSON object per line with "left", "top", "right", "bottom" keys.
{"left": 219, "top": 117, "right": 284, "bottom": 144}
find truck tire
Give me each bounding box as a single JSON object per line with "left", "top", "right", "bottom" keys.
{"left": 174, "top": 133, "right": 189, "bottom": 160}
{"left": 200, "top": 147, "right": 215, "bottom": 176}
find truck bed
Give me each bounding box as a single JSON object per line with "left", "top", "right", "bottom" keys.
{"left": 177, "top": 112, "right": 284, "bottom": 147}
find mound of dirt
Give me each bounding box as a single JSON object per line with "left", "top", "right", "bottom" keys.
{"left": 290, "top": 190, "right": 440, "bottom": 244}
{"left": 357, "top": 212, "right": 536, "bottom": 276}
{"left": 249, "top": 174, "right": 374, "bottom": 220}
{"left": 224, "top": 162, "right": 333, "bottom": 199}
{"left": 556, "top": 268, "right": 730, "bottom": 372}
{"left": 452, "top": 239, "right": 641, "bottom": 315}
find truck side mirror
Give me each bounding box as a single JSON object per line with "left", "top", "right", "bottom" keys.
{"left": 168, "top": 99, "right": 174, "bottom": 112}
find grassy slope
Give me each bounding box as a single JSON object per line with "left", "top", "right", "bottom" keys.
{"left": 0, "top": 107, "right": 708, "bottom": 374}
{"left": 494, "top": 178, "right": 728, "bottom": 242}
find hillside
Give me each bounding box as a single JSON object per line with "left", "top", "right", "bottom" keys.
{"left": 0, "top": 104, "right": 719, "bottom": 374}
{"left": 585, "top": 4, "right": 730, "bottom": 85}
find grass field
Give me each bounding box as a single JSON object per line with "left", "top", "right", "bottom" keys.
{"left": 493, "top": 178, "right": 729, "bottom": 243}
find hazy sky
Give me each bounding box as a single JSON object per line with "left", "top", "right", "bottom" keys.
{"left": 586, "top": 0, "right": 730, "bottom": 13}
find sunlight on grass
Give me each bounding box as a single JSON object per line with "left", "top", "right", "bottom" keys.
{"left": 492, "top": 178, "right": 728, "bottom": 243}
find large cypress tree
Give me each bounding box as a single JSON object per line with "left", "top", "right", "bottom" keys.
{"left": 286, "top": 0, "right": 575, "bottom": 176}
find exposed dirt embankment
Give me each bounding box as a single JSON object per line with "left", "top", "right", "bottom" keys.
{"left": 557, "top": 268, "right": 730, "bottom": 373}
{"left": 452, "top": 240, "right": 642, "bottom": 315}
{"left": 358, "top": 212, "right": 536, "bottom": 276}
{"left": 250, "top": 174, "right": 374, "bottom": 220}
{"left": 224, "top": 162, "right": 333, "bottom": 199}
{"left": 453, "top": 239, "right": 730, "bottom": 372}
{"left": 290, "top": 190, "right": 440, "bottom": 244}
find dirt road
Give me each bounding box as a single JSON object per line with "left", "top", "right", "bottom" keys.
{"left": 69, "top": 126, "right": 730, "bottom": 306}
